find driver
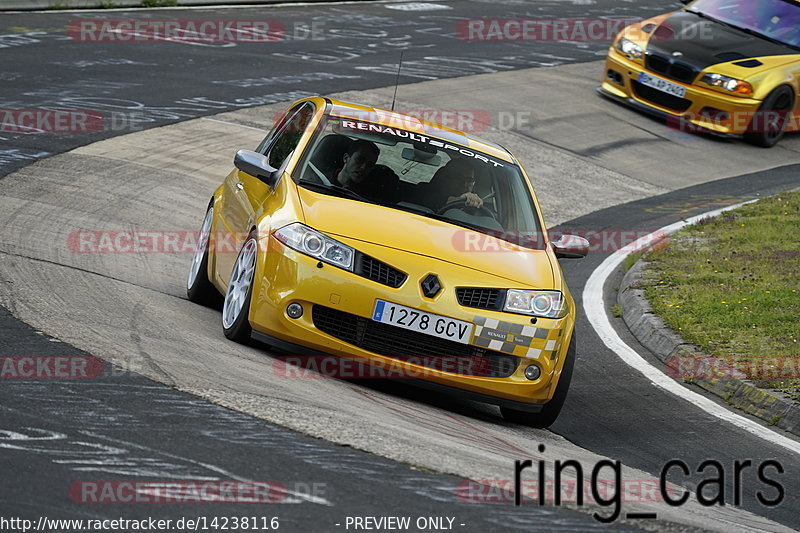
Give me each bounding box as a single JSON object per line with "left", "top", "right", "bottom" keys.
{"left": 434, "top": 158, "right": 483, "bottom": 209}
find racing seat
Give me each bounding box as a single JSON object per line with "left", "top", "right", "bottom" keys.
{"left": 358, "top": 164, "right": 400, "bottom": 204}
{"left": 415, "top": 166, "right": 452, "bottom": 210}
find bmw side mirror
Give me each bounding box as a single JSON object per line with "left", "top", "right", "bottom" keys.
{"left": 234, "top": 150, "right": 279, "bottom": 188}
{"left": 552, "top": 234, "right": 589, "bottom": 259}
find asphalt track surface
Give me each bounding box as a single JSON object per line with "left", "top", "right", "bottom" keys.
{"left": 0, "top": 0, "right": 671, "bottom": 177}
{"left": 1, "top": 1, "right": 800, "bottom": 532}
{"left": 1, "top": 308, "right": 639, "bottom": 533}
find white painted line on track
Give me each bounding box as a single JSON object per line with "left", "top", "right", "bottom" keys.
{"left": 583, "top": 200, "right": 800, "bottom": 456}
{"left": 201, "top": 117, "right": 268, "bottom": 132}
{"left": 80, "top": 430, "right": 333, "bottom": 505}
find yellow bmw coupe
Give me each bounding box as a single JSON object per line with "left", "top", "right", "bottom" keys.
{"left": 187, "top": 97, "right": 589, "bottom": 427}
{"left": 599, "top": 0, "right": 800, "bottom": 147}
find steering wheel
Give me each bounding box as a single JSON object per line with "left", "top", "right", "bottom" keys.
{"left": 436, "top": 198, "right": 497, "bottom": 219}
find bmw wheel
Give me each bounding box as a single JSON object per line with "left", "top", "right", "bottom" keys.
{"left": 222, "top": 231, "right": 258, "bottom": 343}
{"left": 745, "top": 85, "right": 794, "bottom": 148}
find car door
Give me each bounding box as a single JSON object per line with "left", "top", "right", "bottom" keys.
{"left": 241, "top": 101, "right": 315, "bottom": 225}
{"left": 215, "top": 102, "right": 316, "bottom": 285}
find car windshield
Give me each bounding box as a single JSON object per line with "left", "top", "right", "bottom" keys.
{"left": 293, "top": 115, "right": 545, "bottom": 250}
{"left": 688, "top": 0, "right": 800, "bottom": 48}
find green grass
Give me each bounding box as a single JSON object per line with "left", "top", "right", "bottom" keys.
{"left": 141, "top": 0, "right": 178, "bottom": 6}
{"left": 622, "top": 250, "right": 645, "bottom": 273}
{"left": 639, "top": 191, "right": 800, "bottom": 402}
{"left": 610, "top": 304, "right": 623, "bottom": 318}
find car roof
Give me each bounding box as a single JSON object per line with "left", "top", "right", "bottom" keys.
{"left": 321, "top": 97, "right": 515, "bottom": 164}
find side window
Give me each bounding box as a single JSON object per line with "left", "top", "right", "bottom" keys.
{"left": 257, "top": 102, "right": 315, "bottom": 170}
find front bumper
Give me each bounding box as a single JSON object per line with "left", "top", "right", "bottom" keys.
{"left": 249, "top": 234, "right": 575, "bottom": 407}
{"left": 599, "top": 48, "right": 763, "bottom": 137}
{"left": 251, "top": 329, "right": 545, "bottom": 413}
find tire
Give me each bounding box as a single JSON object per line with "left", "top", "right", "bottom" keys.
{"left": 744, "top": 85, "right": 794, "bottom": 148}
{"left": 221, "top": 231, "right": 258, "bottom": 344}
{"left": 501, "top": 333, "right": 576, "bottom": 428}
{"left": 187, "top": 204, "right": 222, "bottom": 307}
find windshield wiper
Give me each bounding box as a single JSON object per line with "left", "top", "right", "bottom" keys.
{"left": 685, "top": 8, "right": 709, "bottom": 18}
{"left": 297, "top": 179, "right": 375, "bottom": 204}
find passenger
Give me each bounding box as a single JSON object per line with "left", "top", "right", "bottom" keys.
{"left": 331, "top": 139, "right": 379, "bottom": 190}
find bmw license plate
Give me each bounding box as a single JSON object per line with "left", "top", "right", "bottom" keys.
{"left": 372, "top": 300, "right": 473, "bottom": 344}
{"left": 638, "top": 72, "right": 686, "bottom": 98}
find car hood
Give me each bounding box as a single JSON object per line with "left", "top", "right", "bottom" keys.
{"left": 648, "top": 10, "right": 799, "bottom": 71}
{"left": 296, "top": 187, "right": 555, "bottom": 288}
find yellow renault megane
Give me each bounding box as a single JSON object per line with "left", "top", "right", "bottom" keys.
{"left": 187, "top": 97, "right": 589, "bottom": 427}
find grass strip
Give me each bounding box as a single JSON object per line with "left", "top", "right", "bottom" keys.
{"left": 638, "top": 190, "right": 800, "bottom": 402}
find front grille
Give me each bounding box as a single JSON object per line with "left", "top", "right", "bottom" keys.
{"left": 648, "top": 54, "right": 670, "bottom": 74}
{"left": 669, "top": 63, "right": 696, "bottom": 84}
{"left": 645, "top": 54, "right": 698, "bottom": 84}
{"left": 456, "top": 288, "right": 505, "bottom": 311}
{"left": 354, "top": 253, "right": 406, "bottom": 288}
{"left": 632, "top": 81, "right": 692, "bottom": 112}
{"left": 312, "top": 305, "right": 520, "bottom": 378}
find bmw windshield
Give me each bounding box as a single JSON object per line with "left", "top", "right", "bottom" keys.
{"left": 294, "top": 115, "right": 546, "bottom": 250}
{"left": 688, "top": 0, "right": 800, "bottom": 48}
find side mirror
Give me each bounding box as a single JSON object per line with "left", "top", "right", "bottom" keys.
{"left": 552, "top": 234, "right": 589, "bottom": 259}
{"left": 234, "top": 150, "right": 279, "bottom": 188}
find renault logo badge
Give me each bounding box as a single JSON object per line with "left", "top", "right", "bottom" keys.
{"left": 421, "top": 274, "right": 441, "bottom": 298}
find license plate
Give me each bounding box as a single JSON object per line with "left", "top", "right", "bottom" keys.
{"left": 638, "top": 72, "right": 686, "bottom": 98}
{"left": 372, "top": 300, "right": 473, "bottom": 344}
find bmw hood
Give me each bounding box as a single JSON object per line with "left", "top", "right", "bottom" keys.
{"left": 296, "top": 187, "right": 556, "bottom": 288}
{"left": 647, "top": 10, "right": 799, "bottom": 71}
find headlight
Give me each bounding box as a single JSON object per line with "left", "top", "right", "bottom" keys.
{"left": 616, "top": 38, "right": 643, "bottom": 59}
{"left": 700, "top": 73, "right": 753, "bottom": 96}
{"left": 274, "top": 223, "right": 354, "bottom": 271}
{"left": 503, "top": 290, "right": 568, "bottom": 319}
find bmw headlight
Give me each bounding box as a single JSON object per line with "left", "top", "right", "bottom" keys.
{"left": 274, "top": 223, "right": 354, "bottom": 271}
{"left": 616, "top": 38, "right": 643, "bottom": 59}
{"left": 700, "top": 73, "right": 753, "bottom": 96}
{"left": 503, "top": 290, "right": 568, "bottom": 319}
